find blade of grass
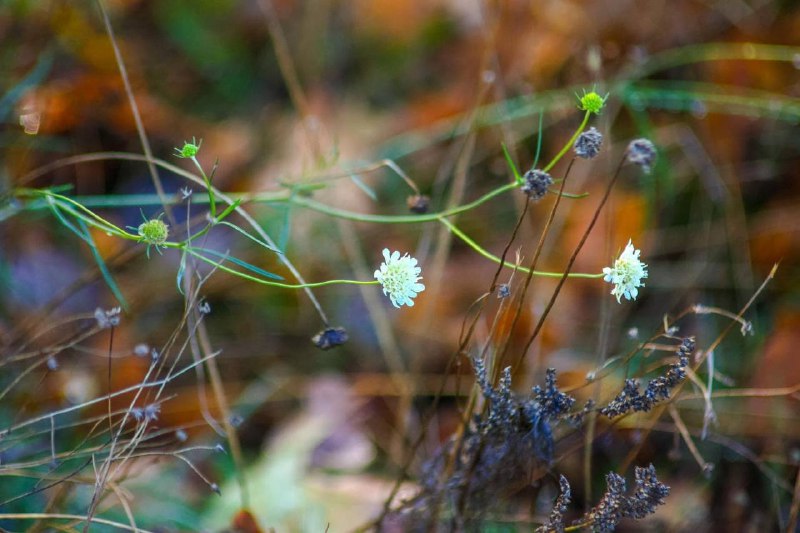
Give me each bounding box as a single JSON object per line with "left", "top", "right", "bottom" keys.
{"left": 77, "top": 219, "right": 128, "bottom": 310}
{"left": 188, "top": 247, "right": 284, "bottom": 281}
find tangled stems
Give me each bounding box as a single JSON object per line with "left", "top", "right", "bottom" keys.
{"left": 14, "top": 186, "right": 602, "bottom": 285}
{"left": 185, "top": 248, "right": 380, "bottom": 290}
{"left": 15, "top": 188, "right": 380, "bottom": 290}
{"left": 9, "top": 99, "right": 601, "bottom": 294}
{"left": 10, "top": 153, "right": 586, "bottom": 226}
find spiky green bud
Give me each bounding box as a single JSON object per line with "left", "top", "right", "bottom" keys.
{"left": 138, "top": 217, "right": 169, "bottom": 246}
{"left": 577, "top": 90, "right": 608, "bottom": 115}
{"left": 175, "top": 138, "right": 201, "bottom": 158}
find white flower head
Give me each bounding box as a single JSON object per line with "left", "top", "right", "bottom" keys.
{"left": 603, "top": 240, "right": 648, "bottom": 303}
{"left": 374, "top": 248, "right": 425, "bottom": 308}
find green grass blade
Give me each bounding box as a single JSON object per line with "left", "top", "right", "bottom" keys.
{"left": 176, "top": 249, "right": 188, "bottom": 294}
{"left": 501, "top": 143, "right": 522, "bottom": 183}
{"left": 215, "top": 220, "right": 282, "bottom": 255}
{"left": 47, "top": 200, "right": 93, "bottom": 245}
{"left": 189, "top": 247, "right": 284, "bottom": 281}
{"left": 349, "top": 173, "right": 378, "bottom": 201}
{"left": 532, "top": 111, "right": 544, "bottom": 169}
{"left": 77, "top": 219, "right": 128, "bottom": 309}
{"left": 278, "top": 193, "right": 293, "bottom": 252}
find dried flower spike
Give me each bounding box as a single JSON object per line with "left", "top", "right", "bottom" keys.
{"left": 536, "top": 475, "right": 571, "bottom": 533}
{"left": 603, "top": 240, "right": 648, "bottom": 303}
{"left": 574, "top": 127, "right": 603, "bottom": 159}
{"left": 521, "top": 169, "right": 553, "bottom": 200}
{"left": 533, "top": 368, "right": 576, "bottom": 420}
{"left": 626, "top": 138, "right": 657, "bottom": 173}
{"left": 627, "top": 464, "right": 670, "bottom": 519}
{"left": 600, "top": 337, "right": 694, "bottom": 418}
{"left": 587, "top": 472, "right": 627, "bottom": 532}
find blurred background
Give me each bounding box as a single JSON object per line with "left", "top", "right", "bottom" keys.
{"left": 1, "top": 1, "right": 800, "bottom": 531}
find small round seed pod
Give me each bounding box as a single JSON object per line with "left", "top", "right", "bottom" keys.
{"left": 521, "top": 169, "right": 553, "bottom": 201}
{"left": 406, "top": 194, "right": 430, "bottom": 214}
{"left": 312, "top": 327, "right": 349, "bottom": 350}
{"left": 626, "top": 138, "right": 657, "bottom": 173}
{"left": 574, "top": 127, "right": 603, "bottom": 159}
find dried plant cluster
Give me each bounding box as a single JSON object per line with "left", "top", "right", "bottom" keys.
{"left": 392, "top": 337, "right": 693, "bottom": 531}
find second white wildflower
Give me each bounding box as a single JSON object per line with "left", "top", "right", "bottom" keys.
{"left": 603, "top": 240, "right": 648, "bottom": 303}
{"left": 374, "top": 248, "right": 425, "bottom": 308}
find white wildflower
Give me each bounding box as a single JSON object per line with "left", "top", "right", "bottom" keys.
{"left": 374, "top": 248, "right": 425, "bottom": 308}
{"left": 603, "top": 240, "right": 648, "bottom": 303}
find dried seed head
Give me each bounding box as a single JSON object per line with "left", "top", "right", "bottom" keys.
{"left": 574, "top": 127, "right": 603, "bottom": 159}
{"left": 521, "top": 169, "right": 553, "bottom": 201}
{"left": 406, "top": 194, "right": 430, "bottom": 214}
{"left": 497, "top": 284, "right": 511, "bottom": 299}
{"left": 95, "top": 307, "right": 121, "bottom": 329}
{"left": 626, "top": 138, "right": 657, "bottom": 173}
{"left": 312, "top": 326, "right": 349, "bottom": 350}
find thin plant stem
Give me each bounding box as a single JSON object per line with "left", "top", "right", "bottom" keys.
{"left": 93, "top": 0, "right": 174, "bottom": 226}
{"left": 494, "top": 159, "right": 576, "bottom": 380}
{"left": 509, "top": 155, "right": 627, "bottom": 376}
{"left": 788, "top": 464, "right": 800, "bottom": 533}
{"left": 12, "top": 153, "right": 587, "bottom": 225}
{"left": 668, "top": 404, "right": 711, "bottom": 472}
{"left": 0, "top": 513, "right": 154, "bottom": 533}
{"left": 543, "top": 110, "right": 591, "bottom": 172}
{"left": 438, "top": 217, "right": 602, "bottom": 279}
{"left": 619, "top": 263, "right": 778, "bottom": 472}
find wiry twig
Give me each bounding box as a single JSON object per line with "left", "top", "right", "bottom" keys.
{"left": 620, "top": 264, "right": 778, "bottom": 472}
{"left": 668, "top": 404, "right": 713, "bottom": 475}
{"left": 0, "top": 513, "right": 154, "bottom": 532}
{"left": 510, "top": 154, "right": 626, "bottom": 376}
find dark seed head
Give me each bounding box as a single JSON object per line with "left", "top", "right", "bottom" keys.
{"left": 521, "top": 169, "right": 553, "bottom": 200}
{"left": 406, "top": 194, "right": 430, "bottom": 214}
{"left": 312, "top": 327, "right": 349, "bottom": 350}
{"left": 626, "top": 138, "right": 657, "bottom": 173}
{"left": 497, "top": 284, "right": 511, "bottom": 299}
{"left": 574, "top": 127, "right": 603, "bottom": 159}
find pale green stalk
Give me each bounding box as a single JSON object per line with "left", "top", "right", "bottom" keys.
{"left": 438, "top": 217, "right": 603, "bottom": 279}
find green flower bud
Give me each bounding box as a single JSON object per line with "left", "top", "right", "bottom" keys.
{"left": 577, "top": 90, "right": 608, "bottom": 115}
{"left": 175, "top": 138, "right": 201, "bottom": 158}
{"left": 138, "top": 217, "right": 169, "bottom": 246}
